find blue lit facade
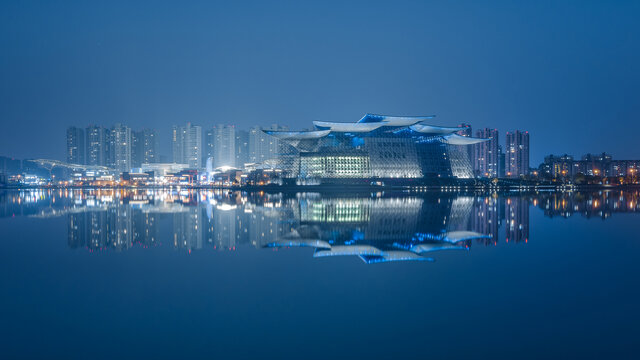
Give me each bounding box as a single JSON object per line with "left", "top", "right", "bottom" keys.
{"left": 264, "top": 114, "right": 487, "bottom": 184}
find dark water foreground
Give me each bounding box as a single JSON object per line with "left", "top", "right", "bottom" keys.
{"left": 1, "top": 189, "right": 639, "bottom": 359}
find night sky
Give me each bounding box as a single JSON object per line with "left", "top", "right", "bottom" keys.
{"left": 1, "top": 0, "right": 638, "bottom": 164}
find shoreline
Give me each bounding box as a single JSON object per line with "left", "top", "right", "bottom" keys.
{"left": 1, "top": 183, "right": 638, "bottom": 192}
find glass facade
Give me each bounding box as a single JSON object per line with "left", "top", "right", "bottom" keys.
{"left": 300, "top": 155, "right": 371, "bottom": 178}
{"left": 266, "top": 114, "right": 486, "bottom": 182}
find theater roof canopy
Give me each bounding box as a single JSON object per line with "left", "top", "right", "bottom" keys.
{"left": 262, "top": 114, "right": 489, "bottom": 143}
{"left": 357, "top": 113, "right": 436, "bottom": 127}
{"left": 440, "top": 134, "right": 489, "bottom": 145}
{"left": 263, "top": 129, "right": 331, "bottom": 140}
{"left": 410, "top": 123, "right": 463, "bottom": 135}
{"left": 312, "top": 120, "right": 386, "bottom": 132}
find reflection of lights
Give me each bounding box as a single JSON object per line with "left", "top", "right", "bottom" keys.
{"left": 216, "top": 204, "right": 237, "bottom": 211}
{"left": 14, "top": 188, "right": 640, "bottom": 259}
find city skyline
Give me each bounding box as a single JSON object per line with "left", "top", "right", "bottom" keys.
{"left": 62, "top": 118, "right": 534, "bottom": 174}
{"left": 3, "top": 114, "right": 635, "bottom": 169}
{"left": 12, "top": 118, "right": 539, "bottom": 170}
{"left": 5, "top": 116, "right": 640, "bottom": 185}
{"left": 11, "top": 115, "right": 538, "bottom": 186}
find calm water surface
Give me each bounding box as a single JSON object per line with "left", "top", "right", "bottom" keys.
{"left": 1, "top": 189, "right": 639, "bottom": 359}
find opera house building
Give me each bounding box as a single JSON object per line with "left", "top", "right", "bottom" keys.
{"left": 264, "top": 114, "right": 487, "bottom": 185}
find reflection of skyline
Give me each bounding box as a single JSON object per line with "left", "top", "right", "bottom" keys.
{"left": 4, "top": 189, "right": 640, "bottom": 261}
{"left": 534, "top": 191, "right": 640, "bottom": 220}
{"left": 471, "top": 196, "right": 502, "bottom": 245}
{"left": 506, "top": 197, "right": 529, "bottom": 243}
{"left": 68, "top": 203, "right": 159, "bottom": 251}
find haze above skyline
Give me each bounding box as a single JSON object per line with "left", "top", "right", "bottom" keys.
{"left": 1, "top": 0, "right": 639, "bottom": 164}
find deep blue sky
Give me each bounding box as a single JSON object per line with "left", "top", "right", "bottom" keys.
{"left": 1, "top": 0, "right": 638, "bottom": 164}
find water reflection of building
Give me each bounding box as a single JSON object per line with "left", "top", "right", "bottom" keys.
{"left": 447, "top": 197, "right": 474, "bottom": 231}
{"left": 265, "top": 194, "right": 493, "bottom": 263}
{"left": 173, "top": 207, "right": 203, "bottom": 250}
{"left": 535, "top": 191, "right": 640, "bottom": 219}
{"left": 471, "top": 196, "right": 501, "bottom": 245}
{"left": 506, "top": 197, "right": 529, "bottom": 243}
{"left": 248, "top": 203, "right": 291, "bottom": 248}
{"left": 68, "top": 204, "right": 159, "bottom": 251}
{"left": 111, "top": 205, "right": 133, "bottom": 250}
{"left": 13, "top": 190, "right": 520, "bottom": 260}
{"left": 12, "top": 189, "right": 640, "bottom": 259}
{"left": 133, "top": 211, "right": 157, "bottom": 247}
{"left": 202, "top": 196, "right": 262, "bottom": 250}
{"left": 212, "top": 204, "right": 236, "bottom": 250}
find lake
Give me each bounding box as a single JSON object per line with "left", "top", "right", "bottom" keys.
{"left": 1, "top": 189, "right": 639, "bottom": 359}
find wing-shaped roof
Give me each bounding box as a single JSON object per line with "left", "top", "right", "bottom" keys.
{"left": 357, "top": 114, "right": 436, "bottom": 127}
{"left": 360, "top": 251, "right": 433, "bottom": 264}
{"left": 262, "top": 129, "right": 331, "bottom": 139}
{"left": 410, "top": 243, "right": 468, "bottom": 254}
{"left": 440, "top": 134, "right": 490, "bottom": 145}
{"left": 313, "top": 245, "right": 383, "bottom": 257}
{"left": 263, "top": 114, "right": 486, "bottom": 148}
{"left": 313, "top": 121, "right": 386, "bottom": 132}
{"left": 440, "top": 231, "right": 491, "bottom": 243}
{"left": 409, "top": 124, "right": 464, "bottom": 135}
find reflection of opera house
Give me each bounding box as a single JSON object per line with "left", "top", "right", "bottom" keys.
{"left": 264, "top": 195, "right": 491, "bottom": 263}
{"left": 9, "top": 189, "right": 640, "bottom": 262}
{"left": 264, "top": 114, "right": 487, "bottom": 184}
{"left": 4, "top": 190, "right": 538, "bottom": 263}
{"left": 57, "top": 191, "right": 504, "bottom": 262}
